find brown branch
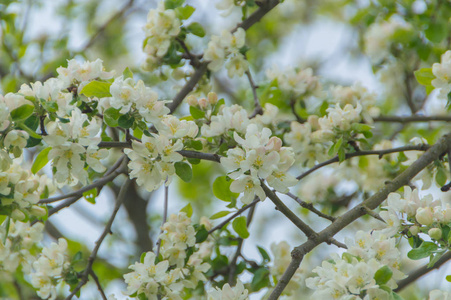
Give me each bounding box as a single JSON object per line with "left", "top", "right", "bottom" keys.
{"left": 268, "top": 133, "right": 451, "bottom": 299}
{"left": 286, "top": 192, "right": 335, "bottom": 222}
{"left": 297, "top": 145, "right": 430, "bottom": 181}
{"left": 167, "top": 0, "right": 281, "bottom": 114}
{"left": 89, "top": 270, "right": 107, "bottom": 300}
{"left": 394, "top": 251, "right": 451, "bottom": 293}
{"left": 65, "top": 178, "right": 132, "bottom": 300}
{"left": 39, "top": 156, "right": 126, "bottom": 204}
{"left": 246, "top": 70, "right": 263, "bottom": 118}
{"left": 374, "top": 115, "right": 451, "bottom": 123}
{"left": 208, "top": 198, "right": 260, "bottom": 234}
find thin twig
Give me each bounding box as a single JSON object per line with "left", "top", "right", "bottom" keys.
{"left": 156, "top": 184, "right": 169, "bottom": 257}
{"left": 246, "top": 70, "right": 263, "bottom": 118}
{"left": 89, "top": 270, "right": 107, "bottom": 300}
{"left": 208, "top": 199, "right": 260, "bottom": 234}
{"left": 65, "top": 177, "right": 132, "bottom": 300}
{"left": 39, "top": 156, "right": 126, "bottom": 204}
{"left": 78, "top": 0, "right": 134, "bottom": 52}
{"left": 374, "top": 115, "right": 451, "bottom": 123}
{"left": 297, "top": 145, "right": 430, "bottom": 181}
{"left": 286, "top": 192, "right": 335, "bottom": 222}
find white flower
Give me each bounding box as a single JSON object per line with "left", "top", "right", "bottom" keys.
{"left": 416, "top": 207, "right": 434, "bottom": 226}
{"left": 207, "top": 280, "right": 249, "bottom": 300}
{"left": 230, "top": 175, "right": 265, "bottom": 204}
{"left": 205, "top": 36, "right": 226, "bottom": 72}
{"left": 429, "top": 289, "right": 451, "bottom": 300}
{"left": 57, "top": 58, "right": 114, "bottom": 89}
{"left": 48, "top": 143, "right": 88, "bottom": 187}
{"left": 432, "top": 50, "right": 451, "bottom": 100}
{"left": 4, "top": 130, "right": 29, "bottom": 157}
{"left": 109, "top": 75, "right": 139, "bottom": 114}
{"left": 226, "top": 53, "right": 249, "bottom": 78}
{"left": 267, "top": 66, "right": 322, "bottom": 97}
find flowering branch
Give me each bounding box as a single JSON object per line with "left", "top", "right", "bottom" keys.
{"left": 394, "top": 251, "right": 451, "bottom": 293}
{"left": 39, "top": 156, "right": 127, "bottom": 204}
{"left": 297, "top": 144, "right": 431, "bottom": 180}
{"left": 268, "top": 133, "right": 451, "bottom": 300}
{"left": 65, "top": 177, "right": 132, "bottom": 300}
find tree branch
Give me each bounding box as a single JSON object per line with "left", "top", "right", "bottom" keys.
{"left": 394, "top": 251, "right": 451, "bottom": 293}
{"left": 268, "top": 133, "right": 451, "bottom": 299}
{"left": 297, "top": 145, "right": 430, "bottom": 181}
{"left": 39, "top": 156, "right": 126, "bottom": 204}
{"left": 374, "top": 115, "right": 451, "bottom": 123}
{"left": 208, "top": 198, "right": 260, "bottom": 234}
{"left": 286, "top": 192, "right": 335, "bottom": 222}
{"left": 246, "top": 69, "right": 263, "bottom": 118}
{"left": 65, "top": 177, "right": 132, "bottom": 300}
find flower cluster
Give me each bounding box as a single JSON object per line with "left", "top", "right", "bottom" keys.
{"left": 221, "top": 124, "right": 297, "bottom": 204}
{"left": 266, "top": 66, "right": 322, "bottom": 98}
{"left": 42, "top": 108, "right": 108, "bottom": 187}
{"left": 432, "top": 50, "right": 451, "bottom": 100}
{"left": 31, "top": 238, "right": 70, "bottom": 300}
{"left": 0, "top": 161, "right": 51, "bottom": 220}
{"left": 364, "top": 17, "right": 412, "bottom": 63}
{"left": 204, "top": 28, "right": 249, "bottom": 77}
{"left": 0, "top": 221, "right": 44, "bottom": 280}
{"left": 124, "top": 212, "right": 211, "bottom": 299}
{"left": 306, "top": 231, "right": 405, "bottom": 299}
{"left": 329, "top": 83, "right": 380, "bottom": 123}
{"left": 207, "top": 280, "right": 249, "bottom": 300}
{"left": 383, "top": 186, "right": 451, "bottom": 238}
{"left": 107, "top": 75, "right": 169, "bottom": 125}
{"left": 125, "top": 133, "right": 185, "bottom": 192}
{"left": 311, "top": 103, "right": 363, "bottom": 143}
{"left": 143, "top": 2, "right": 181, "bottom": 70}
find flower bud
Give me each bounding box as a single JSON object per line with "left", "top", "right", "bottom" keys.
{"left": 186, "top": 95, "right": 198, "bottom": 107}
{"left": 428, "top": 228, "right": 442, "bottom": 240}
{"left": 200, "top": 216, "right": 212, "bottom": 231}
{"left": 416, "top": 207, "right": 434, "bottom": 226}
{"left": 30, "top": 205, "right": 47, "bottom": 217}
{"left": 172, "top": 68, "right": 185, "bottom": 80}
{"left": 409, "top": 225, "right": 419, "bottom": 236}
{"left": 207, "top": 92, "right": 218, "bottom": 104}
{"left": 11, "top": 209, "right": 25, "bottom": 221}
{"left": 198, "top": 98, "right": 208, "bottom": 109}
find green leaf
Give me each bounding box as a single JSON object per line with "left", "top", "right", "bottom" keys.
{"left": 10, "top": 104, "right": 34, "bottom": 121}
{"left": 212, "top": 98, "right": 225, "bottom": 116}
{"left": 210, "top": 210, "right": 231, "bottom": 219}
{"left": 391, "top": 292, "right": 405, "bottom": 300}
{"left": 123, "top": 67, "right": 133, "bottom": 79}
{"left": 164, "top": 0, "right": 184, "bottom": 9}
{"left": 118, "top": 114, "right": 135, "bottom": 129}
{"left": 414, "top": 68, "right": 435, "bottom": 86}
{"left": 82, "top": 188, "right": 97, "bottom": 204}
{"left": 427, "top": 250, "right": 446, "bottom": 268}
{"left": 407, "top": 241, "right": 438, "bottom": 260}
{"left": 257, "top": 246, "right": 270, "bottom": 262}
{"left": 338, "top": 147, "right": 346, "bottom": 163}
{"left": 446, "top": 275, "right": 451, "bottom": 282}
{"left": 213, "top": 176, "right": 238, "bottom": 202}
{"left": 374, "top": 266, "right": 393, "bottom": 285}
{"left": 187, "top": 22, "right": 205, "bottom": 37}
{"left": 189, "top": 106, "right": 206, "bottom": 119}
{"left": 175, "top": 161, "right": 193, "bottom": 182}
{"left": 425, "top": 22, "right": 447, "bottom": 43}
{"left": 176, "top": 5, "right": 195, "bottom": 20}
{"left": 79, "top": 81, "right": 112, "bottom": 98}
{"left": 195, "top": 225, "right": 208, "bottom": 243}
{"left": 180, "top": 203, "right": 193, "bottom": 217}
{"left": 31, "top": 147, "right": 51, "bottom": 174}
{"left": 351, "top": 123, "right": 373, "bottom": 133}
{"left": 232, "top": 216, "right": 249, "bottom": 239}
{"left": 436, "top": 166, "right": 447, "bottom": 187}
{"left": 103, "top": 107, "right": 121, "bottom": 127}
{"left": 333, "top": 137, "right": 343, "bottom": 153}
{"left": 250, "top": 267, "right": 270, "bottom": 292}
